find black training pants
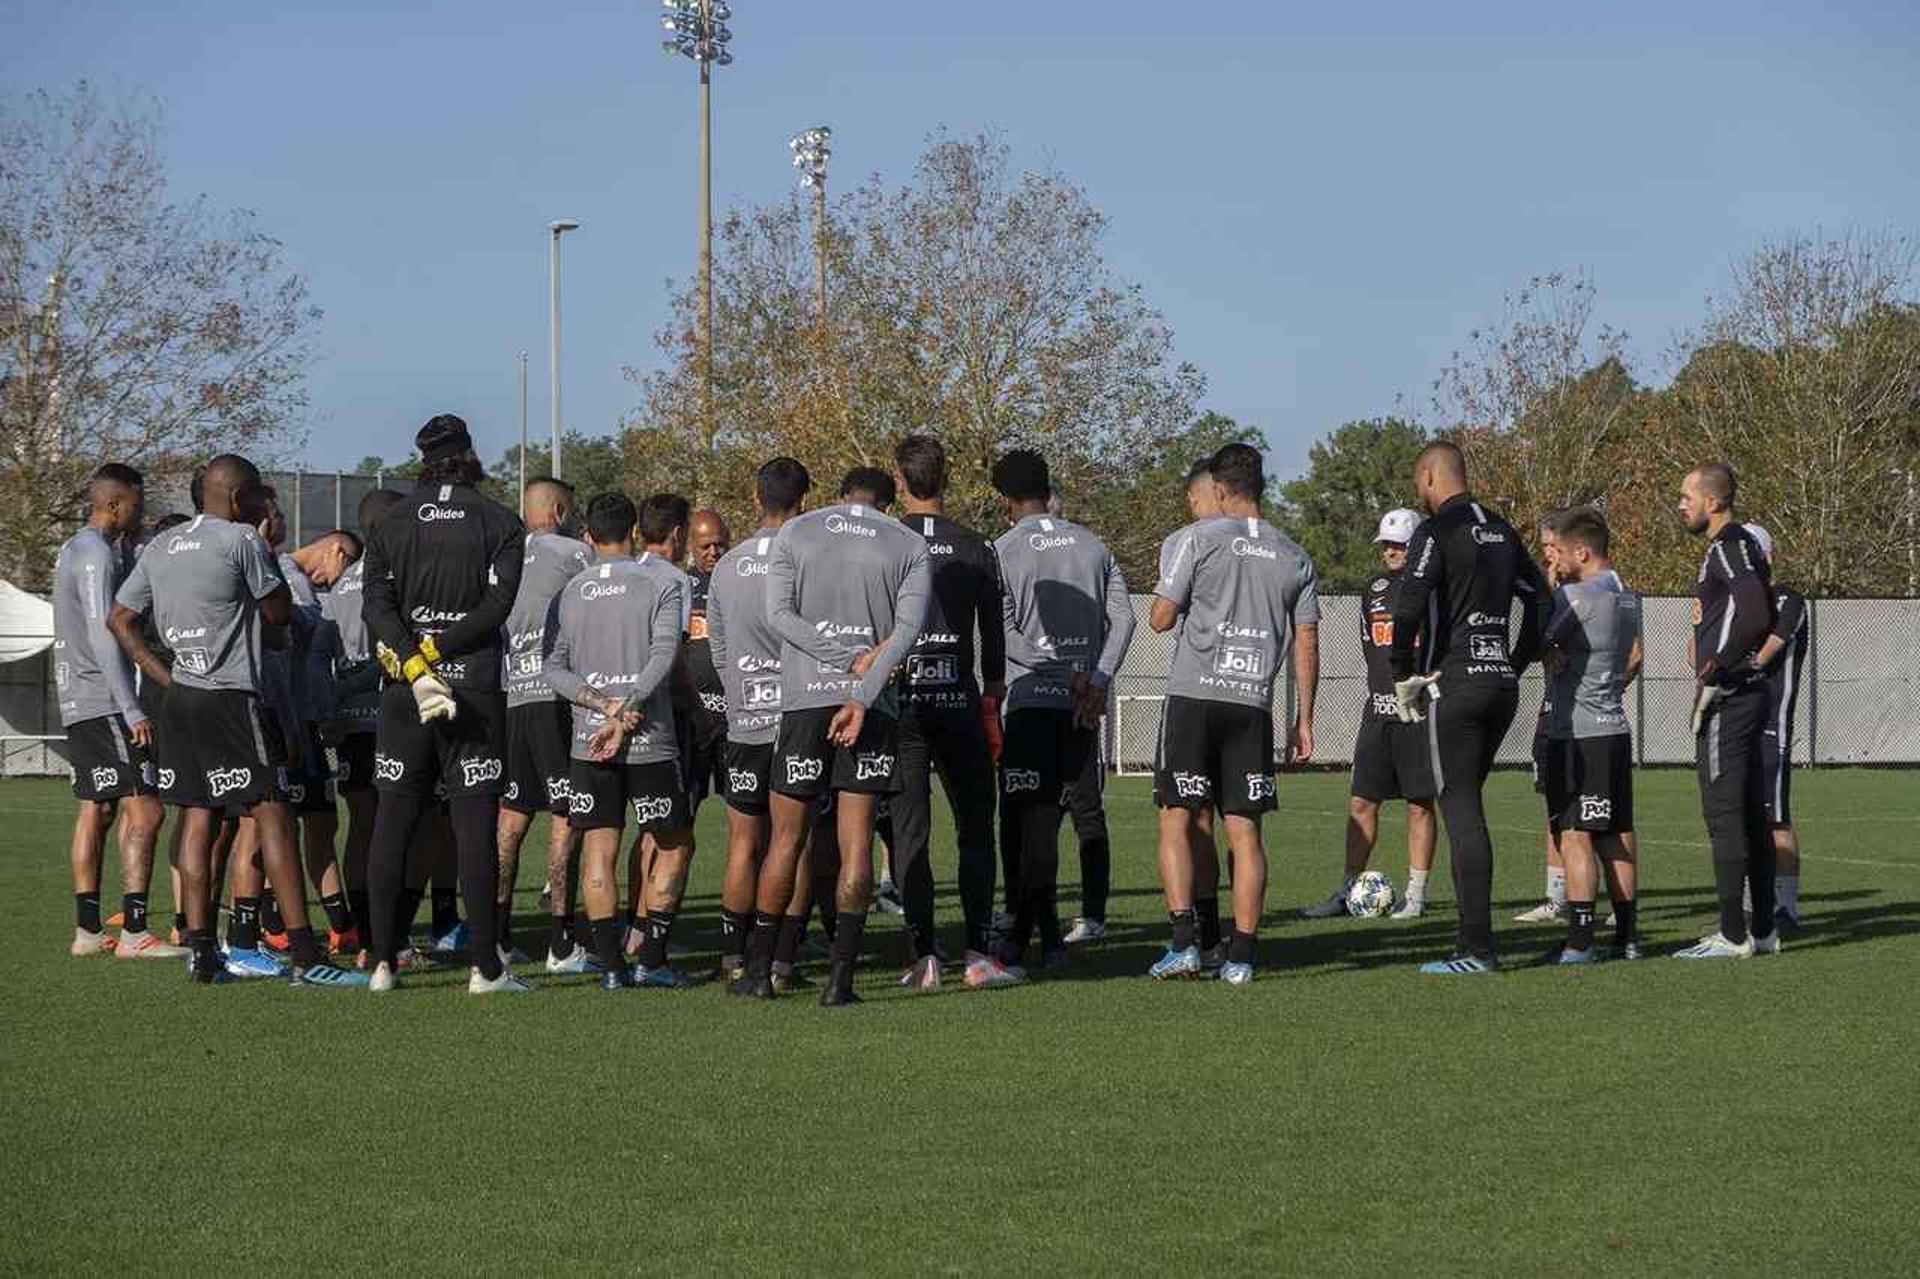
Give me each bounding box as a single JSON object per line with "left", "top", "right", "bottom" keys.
{"left": 1696, "top": 683, "right": 1776, "bottom": 943}
{"left": 1000, "top": 738, "right": 1110, "bottom": 923}
{"left": 889, "top": 701, "right": 998, "bottom": 956}
{"left": 1426, "top": 681, "right": 1517, "bottom": 959}
{"left": 367, "top": 792, "right": 503, "bottom": 979}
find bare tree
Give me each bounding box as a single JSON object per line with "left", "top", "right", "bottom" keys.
{"left": 1430, "top": 272, "right": 1638, "bottom": 540}
{"left": 1, "top": 83, "right": 318, "bottom": 588}
{"left": 1664, "top": 232, "right": 1920, "bottom": 594}
{"left": 623, "top": 131, "right": 1207, "bottom": 558}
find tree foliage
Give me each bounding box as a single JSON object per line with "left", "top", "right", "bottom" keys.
{"left": 0, "top": 83, "right": 318, "bottom": 588}
{"left": 1276, "top": 417, "right": 1429, "bottom": 591}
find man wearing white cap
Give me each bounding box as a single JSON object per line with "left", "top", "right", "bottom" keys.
{"left": 1302, "top": 507, "right": 1438, "bottom": 918}
{"left": 1744, "top": 523, "right": 1809, "bottom": 929}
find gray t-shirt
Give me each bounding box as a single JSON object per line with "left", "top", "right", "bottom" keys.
{"left": 1156, "top": 514, "right": 1319, "bottom": 710}
{"left": 765, "top": 503, "right": 931, "bottom": 714}
{"left": 322, "top": 559, "right": 379, "bottom": 734}
{"left": 503, "top": 531, "right": 593, "bottom": 708}
{"left": 52, "top": 526, "right": 144, "bottom": 728}
{"left": 272, "top": 552, "right": 331, "bottom": 725}
{"left": 542, "top": 552, "right": 684, "bottom": 764}
{"left": 1545, "top": 569, "right": 1639, "bottom": 740}
{"left": 995, "top": 514, "right": 1135, "bottom": 714}
{"left": 116, "top": 514, "right": 283, "bottom": 694}
{"left": 707, "top": 527, "right": 785, "bottom": 746}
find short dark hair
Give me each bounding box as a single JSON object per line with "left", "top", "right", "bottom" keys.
{"left": 1557, "top": 507, "right": 1610, "bottom": 559}
{"left": 358, "top": 487, "right": 404, "bottom": 530}
{"left": 585, "top": 492, "right": 637, "bottom": 545}
{"left": 189, "top": 467, "right": 206, "bottom": 512}
{"left": 312, "top": 529, "right": 364, "bottom": 561}
{"left": 756, "top": 457, "right": 810, "bottom": 514}
{"left": 839, "top": 466, "right": 895, "bottom": 507}
{"left": 1694, "top": 461, "right": 1736, "bottom": 504}
{"left": 1185, "top": 456, "right": 1213, "bottom": 486}
{"left": 1418, "top": 439, "right": 1467, "bottom": 481}
{"left": 894, "top": 434, "right": 948, "bottom": 501}
{"left": 1539, "top": 507, "right": 1570, "bottom": 537}
{"left": 991, "top": 449, "right": 1050, "bottom": 502}
{"left": 93, "top": 462, "right": 144, "bottom": 488}
{"left": 1209, "top": 442, "right": 1265, "bottom": 501}
{"left": 639, "top": 492, "right": 691, "bottom": 545}
{"left": 152, "top": 512, "right": 191, "bottom": 534}
{"left": 526, "top": 474, "right": 572, "bottom": 494}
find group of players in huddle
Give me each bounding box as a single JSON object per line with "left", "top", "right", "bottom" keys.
{"left": 49, "top": 411, "right": 1806, "bottom": 998}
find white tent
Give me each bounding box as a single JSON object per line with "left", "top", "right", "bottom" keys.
{"left": 0, "top": 579, "right": 55, "bottom": 665}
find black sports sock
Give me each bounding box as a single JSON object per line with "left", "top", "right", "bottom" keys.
{"left": 1168, "top": 908, "right": 1197, "bottom": 952}
{"left": 189, "top": 927, "right": 220, "bottom": 977}
{"left": 347, "top": 890, "right": 370, "bottom": 940}
{"left": 122, "top": 892, "right": 149, "bottom": 936}
{"left": 830, "top": 911, "right": 866, "bottom": 968}
{"left": 640, "top": 909, "right": 675, "bottom": 969}
{"left": 319, "top": 892, "right": 352, "bottom": 932}
{"left": 548, "top": 914, "right": 574, "bottom": 960}
{"left": 495, "top": 906, "right": 514, "bottom": 953}
{"left": 589, "top": 915, "right": 623, "bottom": 975}
{"left": 1226, "top": 929, "right": 1257, "bottom": 965}
{"left": 773, "top": 914, "right": 804, "bottom": 969}
{"left": 1037, "top": 906, "right": 1063, "bottom": 954}
{"left": 1613, "top": 899, "right": 1637, "bottom": 945}
{"left": 1196, "top": 897, "right": 1222, "bottom": 951}
{"left": 749, "top": 912, "right": 781, "bottom": 977}
{"left": 172, "top": 910, "right": 188, "bottom": 939}
{"left": 1568, "top": 900, "right": 1596, "bottom": 951}
{"left": 720, "top": 909, "right": 749, "bottom": 962}
{"left": 1077, "top": 834, "right": 1111, "bottom": 924}
{"left": 260, "top": 889, "right": 285, "bottom": 934}
{"left": 286, "top": 925, "right": 323, "bottom": 968}
{"left": 230, "top": 895, "right": 261, "bottom": 950}
{"left": 399, "top": 887, "right": 425, "bottom": 937}
{"left": 430, "top": 888, "right": 459, "bottom": 938}
{"left": 76, "top": 891, "right": 102, "bottom": 934}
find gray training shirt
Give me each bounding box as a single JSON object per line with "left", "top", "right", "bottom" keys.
{"left": 996, "top": 514, "right": 1135, "bottom": 714}
{"left": 765, "top": 503, "right": 931, "bottom": 714}
{"left": 542, "top": 551, "right": 684, "bottom": 764}
{"left": 1544, "top": 569, "right": 1640, "bottom": 740}
{"left": 1156, "top": 514, "right": 1319, "bottom": 710}
{"left": 706, "top": 527, "right": 785, "bottom": 746}
{"left": 322, "top": 559, "right": 379, "bottom": 735}
{"left": 115, "top": 514, "right": 283, "bottom": 695}
{"left": 53, "top": 526, "right": 144, "bottom": 728}
{"left": 503, "top": 531, "right": 593, "bottom": 708}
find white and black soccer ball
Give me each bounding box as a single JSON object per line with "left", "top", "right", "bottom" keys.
{"left": 1346, "top": 871, "right": 1396, "bottom": 917}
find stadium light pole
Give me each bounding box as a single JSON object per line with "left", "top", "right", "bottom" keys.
{"left": 548, "top": 219, "right": 580, "bottom": 479}
{"left": 790, "top": 125, "right": 831, "bottom": 320}
{"left": 662, "top": 0, "right": 733, "bottom": 448}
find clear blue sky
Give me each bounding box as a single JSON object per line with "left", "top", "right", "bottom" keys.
{"left": 8, "top": 1, "right": 1916, "bottom": 479}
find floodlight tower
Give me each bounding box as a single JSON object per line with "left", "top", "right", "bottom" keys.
{"left": 662, "top": 0, "right": 734, "bottom": 445}
{"left": 790, "top": 125, "right": 831, "bottom": 320}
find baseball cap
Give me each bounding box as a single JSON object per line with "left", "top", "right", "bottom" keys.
{"left": 1375, "top": 508, "right": 1420, "bottom": 545}
{"left": 416, "top": 413, "right": 473, "bottom": 464}
{"left": 1745, "top": 522, "right": 1773, "bottom": 560}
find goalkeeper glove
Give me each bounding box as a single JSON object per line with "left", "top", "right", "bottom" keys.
{"left": 402, "top": 651, "right": 456, "bottom": 724}
{"left": 1392, "top": 673, "right": 1439, "bottom": 723}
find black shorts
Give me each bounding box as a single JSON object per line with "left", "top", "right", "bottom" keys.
{"left": 503, "top": 700, "right": 573, "bottom": 817}
{"left": 681, "top": 724, "right": 724, "bottom": 813}
{"left": 772, "top": 706, "right": 901, "bottom": 798}
{"left": 1544, "top": 735, "right": 1634, "bottom": 834}
{"left": 566, "top": 757, "right": 689, "bottom": 832}
{"left": 722, "top": 740, "right": 774, "bottom": 817}
{"left": 372, "top": 683, "right": 507, "bottom": 801}
{"left": 1761, "top": 727, "right": 1793, "bottom": 827}
{"left": 1350, "top": 716, "right": 1435, "bottom": 803}
{"left": 1002, "top": 707, "right": 1095, "bottom": 809}
{"left": 155, "top": 685, "right": 286, "bottom": 810}
{"left": 334, "top": 733, "right": 377, "bottom": 794}
{"left": 1531, "top": 720, "right": 1550, "bottom": 794}
{"left": 66, "top": 714, "right": 155, "bottom": 801}
{"left": 283, "top": 725, "right": 336, "bottom": 814}
{"left": 1154, "top": 694, "right": 1276, "bottom": 817}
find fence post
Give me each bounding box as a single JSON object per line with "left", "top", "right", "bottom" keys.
{"left": 291, "top": 469, "right": 303, "bottom": 546}
{"left": 334, "top": 471, "right": 343, "bottom": 529}
{"left": 1806, "top": 597, "right": 1819, "bottom": 766}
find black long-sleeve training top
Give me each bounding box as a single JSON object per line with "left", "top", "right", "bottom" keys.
{"left": 1390, "top": 492, "right": 1545, "bottom": 686}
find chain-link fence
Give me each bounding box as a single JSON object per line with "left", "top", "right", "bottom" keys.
{"left": 1109, "top": 594, "right": 1920, "bottom": 773}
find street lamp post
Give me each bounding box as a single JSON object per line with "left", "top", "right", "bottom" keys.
{"left": 662, "top": 0, "right": 734, "bottom": 449}
{"left": 790, "top": 125, "right": 831, "bottom": 319}
{"left": 518, "top": 351, "right": 529, "bottom": 517}
{"left": 548, "top": 219, "right": 580, "bottom": 479}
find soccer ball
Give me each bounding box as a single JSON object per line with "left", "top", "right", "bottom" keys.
{"left": 1346, "top": 871, "right": 1397, "bottom": 917}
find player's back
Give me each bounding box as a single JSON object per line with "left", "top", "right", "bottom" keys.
{"left": 368, "top": 481, "right": 522, "bottom": 688}
{"left": 902, "top": 512, "right": 995, "bottom": 699}
{"left": 122, "top": 514, "right": 278, "bottom": 693}
{"left": 709, "top": 530, "right": 785, "bottom": 743}
{"left": 1414, "top": 495, "right": 1531, "bottom": 683}
{"left": 1548, "top": 572, "right": 1639, "bottom": 739}
{"left": 552, "top": 554, "right": 683, "bottom": 763}
{"left": 51, "top": 526, "right": 127, "bottom": 726}
{"left": 996, "top": 513, "right": 1119, "bottom": 709}
{"left": 503, "top": 530, "right": 592, "bottom": 705}
{"left": 772, "top": 502, "right": 927, "bottom": 711}
{"left": 1161, "top": 515, "right": 1317, "bottom": 709}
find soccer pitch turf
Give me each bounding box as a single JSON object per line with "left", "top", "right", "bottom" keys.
{"left": 2, "top": 769, "right": 1916, "bottom": 1275}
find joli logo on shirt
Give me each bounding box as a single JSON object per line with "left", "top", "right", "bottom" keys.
{"left": 1214, "top": 646, "right": 1264, "bottom": 678}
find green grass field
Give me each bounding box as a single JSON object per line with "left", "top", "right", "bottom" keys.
{"left": 2, "top": 768, "right": 1917, "bottom": 1275}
